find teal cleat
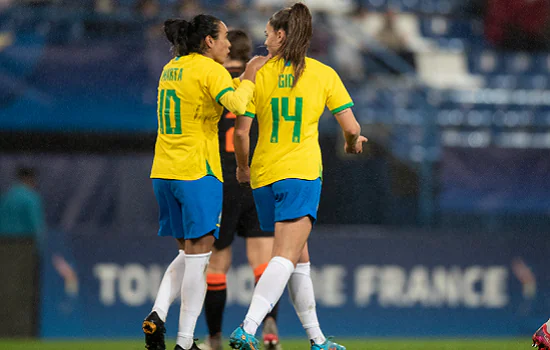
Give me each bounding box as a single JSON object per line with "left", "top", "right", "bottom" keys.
{"left": 229, "top": 325, "right": 261, "bottom": 350}
{"left": 310, "top": 338, "right": 346, "bottom": 350}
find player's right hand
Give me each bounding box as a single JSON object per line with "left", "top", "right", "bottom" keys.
{"left": 236, "top": 166, "right": 250, "bottom": 184}
{"left": 345, "top": 135, "right": 368, "bottom": 154}
{"left": 246, "top": 54, "right": 272, "bottom": 71}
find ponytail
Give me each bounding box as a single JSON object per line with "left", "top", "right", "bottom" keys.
{"left": 163, "top": 14, "right": 221, "bottom": 57}
{"left": 269, "top": 2, "right": 312, "bottom": 86}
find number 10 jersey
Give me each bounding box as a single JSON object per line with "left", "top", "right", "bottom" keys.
{"left": 151, "top": 53, "right": 246, "bottom": 182}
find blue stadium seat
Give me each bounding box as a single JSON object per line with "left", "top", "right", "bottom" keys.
{"left": 465, "top": 109, "right": 492, "bottom": 127}
{"left": 533, "top": 111, "right": 550, "bottom": 126}
{"left": 435, "top": 38, "right": 465, "bottom": 50}
{"left": 532, "top": 53, "right": 550, "bottom": 74}
{"left": 468, "top": 50, "right": 503, "bottom": 75}
{"left": 492, "top": 109, "right": 534, "bottom": 128}
{"left": 518, "top": 75, "right": 549, "bottom": 90}
{"left": 201, "top": 0, "right": 227, "bottom": 6}
{"left": 420, "top": 17, "right": 484, "bottom": 47}
{"left": 437, "top": 109, "right": 465, "bottom": 126}
{"left": 363, "top": 0, "right": 388, "bottom": 11}
{"left": 503, "top": 53, "right": 535, "bottom": 74}
{"left": 487, "top": 75, "right": 518, "bottom": 89}
{"left": 395, "top": 108, "right": 424, "bottom": 125}
{"left": 362, "top": 0, "right": 455, "bottom": 13}
{"left": 401, "top": 0, "right": 421, "bottom": 12}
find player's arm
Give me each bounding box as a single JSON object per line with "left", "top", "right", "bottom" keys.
{"left": 218, "top": 81, "right": 254, "bottom": 116}
{"left": 233, "top": 114, "right": 254, "bottom": 183}
{"left": 327, "top": 67, "right": 367, "bottom": 154}
{"left": 334, "top": 108, "right": 368, "bottom": 154}
{"left": 216, "top": 56, "right": 269, "bottom": 116}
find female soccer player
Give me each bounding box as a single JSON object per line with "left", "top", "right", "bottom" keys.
{"left": 141, "top": 15, "right": 268, "bottom": 350}
{"left": 228, "top": 3, "right": 367, "bottom": 350}
{"left": 203, "top": 29, "right": 281, "bottom": 350}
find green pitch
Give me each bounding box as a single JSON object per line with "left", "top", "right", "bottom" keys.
{"left": 0, "top": 338, "right": 529, "bottom": 350}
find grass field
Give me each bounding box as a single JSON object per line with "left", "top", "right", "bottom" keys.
{"left": 0, "top": 338, "right": 530, "bottom": 350}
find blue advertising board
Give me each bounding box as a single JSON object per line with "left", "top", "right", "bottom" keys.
{"left": 40, "top": 226, "right": 549, "bottom": 339}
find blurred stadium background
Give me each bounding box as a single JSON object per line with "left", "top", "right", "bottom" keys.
{"left": 1, "top": 0, "right": 549, "bottom": 348}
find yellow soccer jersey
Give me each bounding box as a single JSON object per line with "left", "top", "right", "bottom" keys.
{"left": 247, "top": 57, "right": 353, "bottom": 189}
{"left": 151, "top": 53, "right": 253, "bottom": 181}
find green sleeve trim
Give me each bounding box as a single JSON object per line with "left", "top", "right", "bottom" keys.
{"left": 243, "top": 111, "right": 255, "bottom": 118}
{"left": 331, "top": 102, "right": 354, "bottom": 115}
{"left": 215, "top": 87, "right": 235, "bottom": 104}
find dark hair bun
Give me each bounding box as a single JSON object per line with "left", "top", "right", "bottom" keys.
{"left": 164, "top": 19, "right": 189, "bottom": 45}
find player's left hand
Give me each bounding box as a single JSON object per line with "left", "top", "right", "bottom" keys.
{"left": 345, "top": 135, "right": 368, "bottom": 154}
{"left": 237, "top": 166, "right": 250, "bottom": 184}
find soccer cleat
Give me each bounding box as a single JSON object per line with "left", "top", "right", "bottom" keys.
{"left": 174, "top": 340, "right": 201, "bottom": 349}
{"left": 310, "top": 337, "right": 346, "bottom": 350}
{"left": 143, "top": 311, "right": 166, "bottom": 350}
{"left": 229, "top": 325, "right": 260, "bottom": 350}
{"left": 198, "top": 333, "right": 223, "bottom": 350}
{"left": 532, "top": 323, "right": 550, "bottom": 349}
{"left": 262, "top": 317, "right": 282, "bottom": 350}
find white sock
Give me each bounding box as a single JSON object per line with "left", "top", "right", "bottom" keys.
{"left": 152, "top": 250, "right": 186, "bottom": 322}
{"left": 546, "top": 319, "right": 550, "bottom": 328}
{"left": 288, "top": 262, "right": 326, "bottom": 345}
{"left": 176, "top": 252, "right": 211, "bottom": 349}
{"left": 243, "top": 256, "right": 295, "bottom": 335}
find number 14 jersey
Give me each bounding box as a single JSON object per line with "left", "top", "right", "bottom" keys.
{"left": 246, "top": 57, "right": 353, "bottom": 189}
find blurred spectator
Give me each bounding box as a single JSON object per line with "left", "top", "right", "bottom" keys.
{"left": 375, "top": 10, "right": 407, "bottom": 53}
{"left": 95, "top": 0, "right": 114, "bottom": 14}
{"left": 176, "top": 0, "right": 203, "bottom": 18}
{"left": 0, "top": 167, "right": 45, "bottom": 239}
{"left": 135, "top": 0, "right": 160, "bottom": 21}
{"left": 485, "top": 0, "right": 550, "bottom": 51}
{"left": 370, "top": 10, "right": 416, "bottom": 74}
{"left": 253, "top": 0, "right": 286, "bottom": 13}
{"left": 303, "top": 0, "right": 353, "bottom": 15}
{"left": 0, "top": 0, "right": 15, "bottom": 12}
{"left": 329, "top": 2, "right": 366, "bottom": 82}
{"left": 309, "top": 11, "right": 332, "bottom": 63}
{"left": 143, "top": 21, "right": 170, "bottom": 104}
{"left": 226, "top": 0, "right": 243, "bottom": 13}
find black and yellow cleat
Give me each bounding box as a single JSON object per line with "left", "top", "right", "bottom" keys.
{"left": 142, "top": 311, "right": 166, "bottom": 350}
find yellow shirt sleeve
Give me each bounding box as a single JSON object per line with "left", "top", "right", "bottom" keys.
{"left": 232, "top": 77, "right": 241, "bottom": 88}
{"left": 205, "top": 63, "right": 254, "bottom": 116}
{"left": 219, "top": 80, "right": 255, "bottom": 116}
{"left": 326, "top": 67, "right": 354, "bottom": 114}
{"left": 206, "top": 63, "right": 236, "bottom": 104}
{"left": 243, "top": 95, "right": 256, "bottom": 118}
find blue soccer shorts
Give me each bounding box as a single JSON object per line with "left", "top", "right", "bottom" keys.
{"left": 152, "top": 175, "right": 222, "bottom": 240}
{"left": 252, "top": 178, "right": 322, "bottom": 232}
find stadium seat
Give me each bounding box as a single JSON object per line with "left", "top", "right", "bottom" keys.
{"left": 487, "top": 75, "right": 518, "bottom": 89}
{"left": 503, "top": 53, "right": 534, "bottom": 74}
{"left": 468, "top": 50, "right": 503, "bottom": 75}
